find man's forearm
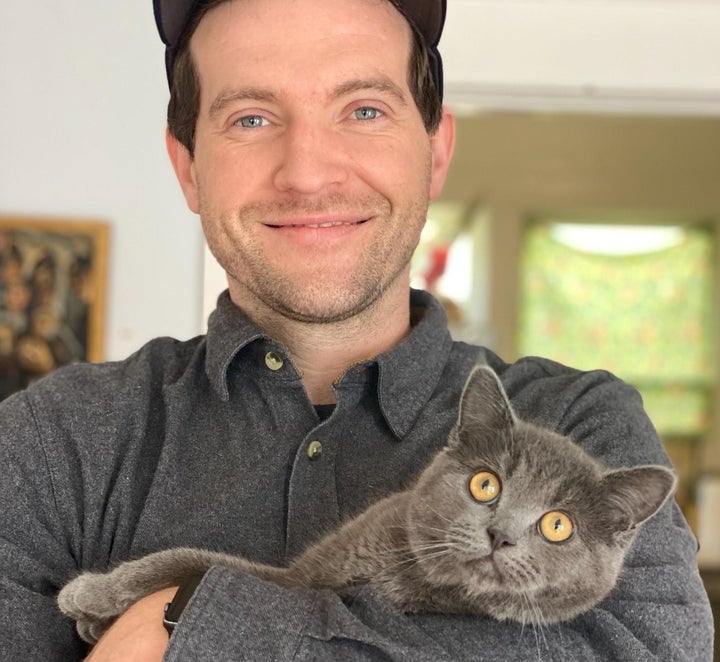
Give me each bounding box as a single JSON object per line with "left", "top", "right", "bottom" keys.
{"left": 84, "top": 588, "right": 177, "bottom": 662}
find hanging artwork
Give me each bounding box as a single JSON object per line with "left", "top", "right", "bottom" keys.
{"left": 0, "top": 217, "right": 109, "bottom": 401}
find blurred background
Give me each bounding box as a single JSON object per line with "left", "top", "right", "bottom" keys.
{"left": 1, "top": 0, "right": 719, "bottom": 654}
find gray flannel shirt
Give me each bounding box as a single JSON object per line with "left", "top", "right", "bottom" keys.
{"left": 0, "top": 290, "right": 713, "bottom": 660}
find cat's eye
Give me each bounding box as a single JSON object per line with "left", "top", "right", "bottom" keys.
{"left": 538, "top": 511, "right": 574, "bottom": 543}
{"left": 469, "top": 471, "right": 501, "bottom": 503}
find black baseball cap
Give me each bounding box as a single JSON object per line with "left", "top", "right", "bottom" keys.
{"left": 153, "top": 0, "right": 446, "bottom": 100}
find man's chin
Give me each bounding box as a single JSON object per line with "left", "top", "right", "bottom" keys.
{"left": 258, "top": 285, "right": 385, "bottom": 326}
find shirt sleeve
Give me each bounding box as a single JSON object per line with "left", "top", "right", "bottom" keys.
{"left": 164, "top": 368, "right": 715, "bottom": 661}
{"left": 0, "top": 392, "right": 86, "bottom": 660}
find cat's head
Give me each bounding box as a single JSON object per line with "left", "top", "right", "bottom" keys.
{"left": 407, "top": 365, "right": 676, "bottom": 624}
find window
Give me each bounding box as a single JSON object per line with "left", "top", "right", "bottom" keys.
{"left": 518, "top": 221, "right": 715, "bottom": 439}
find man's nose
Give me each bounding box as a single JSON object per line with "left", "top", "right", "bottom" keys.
{"left": 272, "top": 121, "right": 349, "bottom": 194}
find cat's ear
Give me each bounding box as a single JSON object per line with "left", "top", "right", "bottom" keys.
{"left": 601, "top": 465, "right": 677, "bottom": 531}
{"left": 454, "top": 365, "right": 516, "bottom": 438}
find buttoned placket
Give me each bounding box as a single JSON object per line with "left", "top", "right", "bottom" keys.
{"left": 254, "top": 342, "right": 347, "bottom": 560}
{"left": 206, "top": 291, "right": 457, "bottom": 562}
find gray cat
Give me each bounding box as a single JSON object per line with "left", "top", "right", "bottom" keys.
{"left": 58, "top": 365, "right": 676, "bottom": 644}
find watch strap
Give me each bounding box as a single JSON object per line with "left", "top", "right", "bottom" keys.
{"left": 163, "top": 573, "right": 205, "bottom": 635}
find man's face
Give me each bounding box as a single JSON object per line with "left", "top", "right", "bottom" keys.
{"left": 178, "top": 0, "right": 453, "bottom": 323}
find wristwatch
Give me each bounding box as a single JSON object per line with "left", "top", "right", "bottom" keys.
{"left": 162, "top": 573, "right": 206, "bottom": 635}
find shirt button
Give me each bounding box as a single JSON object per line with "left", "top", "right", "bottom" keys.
{"left": 307, "top": 440, "right": 323, "bottom": 460}
{"left": 264, "top": 351, "right": 284, "bottom": 371}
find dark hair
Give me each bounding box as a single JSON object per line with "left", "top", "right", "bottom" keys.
{"left": 167, "top": 0, "right": 443, "bottom": 156}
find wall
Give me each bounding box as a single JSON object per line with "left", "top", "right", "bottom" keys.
{"left": 0, "top": 3, "right": 202, "bottom": 361}
{"left": 442, "top": 0, "right": 720, "bottom": 115}
{"left": 2, "top": 3, "right": 719, "bottom": 362}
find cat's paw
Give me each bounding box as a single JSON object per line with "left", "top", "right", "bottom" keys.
{"left": 58, "top": 571, "right": 135, "bottom": 644}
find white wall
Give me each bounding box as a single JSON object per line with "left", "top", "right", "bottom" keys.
{"left": 443, "top": 0, "right": 720, "bottom": 115}
{"left": 0, "top": 3, "right": 204, "bottom": 360}
{"left": 2, "top": 3, "right": 719, "bottom": 360}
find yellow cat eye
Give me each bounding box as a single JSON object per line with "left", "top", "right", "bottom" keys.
{"left": 538, "top": 511, "right": 574, "bottom": 543}
{"left": 469, "top": 471, "right": 501, "bottom": 503}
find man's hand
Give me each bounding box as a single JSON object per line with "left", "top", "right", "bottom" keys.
{"left": 83, "top": 587, "right": 177, "bottom": 662}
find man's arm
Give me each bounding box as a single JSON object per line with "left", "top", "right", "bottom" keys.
{"left": 1, "top": 365, "right": 712, "bottom": 660}
{"left": 156, "top": 369, "right": 711, "bottom": 661}
{"left": 0, "top": 358, "right": 172, "bottom": 661}
{"left": 0, "top": 392, "right": 86, "bottom": 660}
{"left": 83, "top": 589, "right": 176, "bottom": 662}
{"left": 158, "top": 512, "right": 709, "bottom": 661}
{"left": 88, "top": 501, "right": 711, "bottom": 662}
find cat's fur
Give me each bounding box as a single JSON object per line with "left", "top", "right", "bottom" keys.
{"left": 58, "top": 366, "right": 676, "bottom": 644}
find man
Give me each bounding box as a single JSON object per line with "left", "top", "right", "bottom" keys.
{"left": 0, "top": 0, "right": 713, "bottom": 660}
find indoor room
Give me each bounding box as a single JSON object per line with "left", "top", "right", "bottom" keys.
{"left": 1, "top": 0, "right": 718, "bottom": 658}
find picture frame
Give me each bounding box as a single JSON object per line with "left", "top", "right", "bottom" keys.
{"left": 0, "top": 216, "right": 109, "bottom": 400}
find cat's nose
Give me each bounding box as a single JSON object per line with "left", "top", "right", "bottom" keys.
{"left": 488, "top": 527, "right": 516, "bottom": 552}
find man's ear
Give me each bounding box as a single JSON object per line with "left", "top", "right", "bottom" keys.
{"left": 428, "top": 107, "right": 456, "bottom": 201}
{"left": 166, "top": 127, "right": 200, "bottom": 213}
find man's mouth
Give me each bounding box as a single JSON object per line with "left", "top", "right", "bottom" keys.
{"left": 265, "top": 219, "right": 368, "bottom": 229}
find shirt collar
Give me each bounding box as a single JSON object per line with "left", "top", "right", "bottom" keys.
{"left": 374, "top": 289, "right": 454, "bottom": 438}
{"left": 205, "top": 289, "right": 454, "bottom": 438}
{"left": 205, "top": 291, "right": 268, "bottom": 401}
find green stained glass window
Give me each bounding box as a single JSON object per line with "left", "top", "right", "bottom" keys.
{"left": 518, "top": 222, "right": 715, "bottom": 437}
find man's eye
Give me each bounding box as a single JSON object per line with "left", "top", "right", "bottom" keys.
{"left": 235, "top": 115, "right": 268, "bottom": 129}
{"left": 353, "top": 107, "right": 382, "bottom": 121}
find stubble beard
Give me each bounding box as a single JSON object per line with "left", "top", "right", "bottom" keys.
{"left": 201, "top": 191, "right": 429, "bottom": 325}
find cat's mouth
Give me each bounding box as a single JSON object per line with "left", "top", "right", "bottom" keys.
{"left": 472, "top": 554, "right": 505, "bottom": 580}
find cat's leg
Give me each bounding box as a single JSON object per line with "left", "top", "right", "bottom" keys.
{"left": 59, "top": 492, "right": 411, "bottom": 643}
{"left": 58, "top": 547, "right": 253, "bottom": 643}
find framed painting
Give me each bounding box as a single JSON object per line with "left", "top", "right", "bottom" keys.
{"left": 0, "top": 217, "right": 109, "bottom": 401}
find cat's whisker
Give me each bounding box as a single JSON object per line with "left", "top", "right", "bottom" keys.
{"left": 519, "top": 591, "right": 534, "bottom": 639}
{"left": 423, "top": 505, "right": 456, "bottom": 526}
{"left": 387, "top": 541, "right": 458, "bottom": 559}
{"left": 378, "top": 543, "right": 445, "bottom": 561}
{"left": 379, "top": 547, "right": 456, "bottom": 575}
{"left": 396, "top": 537, "right": 465, "bottom": 552}
{"left": 523, "top": 591, "right": 550, "bottom": 657}
{"left": 389, "top": 546, "right": 457, "bottom": 565}
{"left": 410, "top": 529, "right": 460, "bottom": 544}
{"left": 410, "top": 522, "right": 455, "bottom": 536}
{"left": 525, "top": 600, "right": 543, "bottom": 661}
{"left": 407, "top": 542, "right": 458, "bottom": 554}
{"left": 554, "top": 621, "right": 566, "bottom": 652}
{"left": 516, "top": 590, "right": 544, "bottom": 660}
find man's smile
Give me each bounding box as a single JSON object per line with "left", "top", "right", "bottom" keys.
{"left": 264, "top": 215, "right": 370, "bottom": 229}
